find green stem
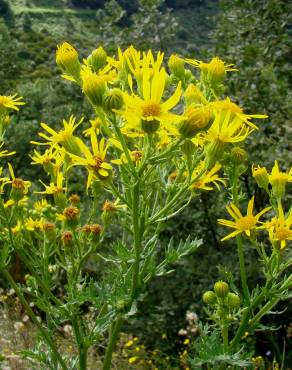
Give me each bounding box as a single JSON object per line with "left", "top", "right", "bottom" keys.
{"left": 102, "top": 316, "right": 123, "bottom": 370}
{"left": 72, "top": 316, "right": 88, "bottom": 370}
{"left": 131, "top": 180, "right": 141, "bottom": 300}
{"left": 236, "top": 235, "right": 250, "bottom": 303}
{"left": 2, "top": 268, "right": 68, "bottom": 370}
{"left": 222, "top": 321, "right": 229, "bottom": 353}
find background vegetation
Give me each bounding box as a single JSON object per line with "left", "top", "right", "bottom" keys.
{"left": 1, "top": 0, "right": 291, "bottom": 368}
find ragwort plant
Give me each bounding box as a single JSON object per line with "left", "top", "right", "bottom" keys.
{"left": 0, "top": 43, "right": 291, "bottom": 369}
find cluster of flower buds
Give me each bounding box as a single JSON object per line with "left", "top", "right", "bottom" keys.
{"left": 203, "top": 281, "right": 241, "bottom": 318}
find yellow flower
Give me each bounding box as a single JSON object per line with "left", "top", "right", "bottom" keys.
{"left": 269, "top": 160, "right": 292, "bottom": 198}
{"left": 119, "top": 68, "right": 182, "bottom": 135}
{"left": 206, "top": 110, "right": 253, "bottom": 145}
{"left": 205, "top": 110, "right": 253, "bottom": 165}
{"left": 4, "top": 197, "right": 28, "bottom": 208}
{"left": 266, "top": 203, "right": 292, "bottom": 249}
{"left": 128, "top": 356, "right": 138, "bottom": 364}
{"left": 191, "top": 162, "right": 225, "bottom": 191}
{"left": 33, "top": 115, "right": 83, "bottom": 155}
{"left": 38, "top": 171, "right": 66, "bottom": 195}
{"left": 210, "top": 98, "right": 267, "bottom": 129}
{"left": 185, "top": 56, "right": 237, "bottom": 84}
{"left": 34, "top": 199, "right": 50, "bottom": 213}
{"left": 11, "top": 220, "right": 22, "bottom": 234}
{"left": 5, "top": 163, "right": 31, "bottom": 197}
{"left": 0, "top": 94, "right": 25, "bottom": 112}
{"left": 69, "top": 132, "right": 112, "bottom": 189}
{"left": 30, "top": 147, "right": 64, "bottom": 176}
{"left": 83, "top": 117, "right": 101, "bottom": 137}
{"left": 25, "top": 218, "right": 44, "bottom": 231}
{"left": 218, "top": 196, "right": 271, "bottom": 241}
{"left": 0, "top": 143, "right": 15, "bottom": 157}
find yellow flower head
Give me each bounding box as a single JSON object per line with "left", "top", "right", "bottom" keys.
{"left": 119, "top": 68, "right": 182, "bottom": 135}
{"left": 218, "top": 196, "right": 271, "bottom": 241}
{"left": 33, "top": 115, "right": 83, "bottom": 155}
{"left": 83, "top": 117, "right": 102, "bottom": 137}
{"left": 191, "top": 162, "right": 225, "bottom": 191}
{"left": 269, "top": 160, "right": 292, "bottom": 198}
{"left": 265, "top": 203, "right": 292, "bottom": 249}
{"left": 210, "top": 98, "right": 267, "bottom": 129}
{"left": 0, "top": 94, "right": 25, "bottom": 113}
{"left": 69, "top": 132, "right": 112, "bottom": 189}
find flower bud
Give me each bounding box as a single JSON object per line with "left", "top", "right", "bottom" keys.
{"left": 184, "top": 84, "right": 205, "bottom": 105}
{"left": 226, "top": 292, "right": 241, "bottom": 309}
{"left": 168, "top": 54, "right": 185, "bottom": 80}
{"left": 181, "top": 139, "right": 196, "bottom": 156}
{"left": 69, "top": 194, "right": 80, "bottom": 205}
{"left": 102, "top": 89, "right": 124, "bottom": 112}
{"left": 179, "top": 105, "right": 211, "bottom": 138}
{"left": 207, "top": 57, "right": 226, "bottom": 85}
{"left": 202, "top": 291, "right": 217, "bottom": 305}
{"left": 56, "top": 42, "right": 81, "bottom": 81}
{"left": 61, "top": 230, "right": 73, "bottom": 246}
{"left": 230, "top": 147, "right": 247, "bottom": 165}
{"left": 43, "top": 222, "right": 56, "bottom": 241}
{"left": 87, "top": 46, "right": 107, "bottom": 72}
{"left": 214, "top": 281, "right": 229, "bottom": 298}
{"left": 141, "top": 119, "right": 160, "bottom": 134}
{"left": 252, "top": 165, "right": 269, "bottom": 190}
{"left": 82, "top": 70, "right": 106, "bottom": 107}
{"left": 10, "top": 178, "right": 28, "bottom": 201}
{"left": 63, "top": 206, "right": 79, "bottom": 227}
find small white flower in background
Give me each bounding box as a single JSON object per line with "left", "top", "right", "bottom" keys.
{"left": 14, "top": 321, "right": 25, "bottom": 332}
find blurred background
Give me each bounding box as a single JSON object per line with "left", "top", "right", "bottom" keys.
{"left": 0, "top": 0, "right": 291, "bottom": 368}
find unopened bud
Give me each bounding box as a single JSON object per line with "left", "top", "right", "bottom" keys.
{"left": 214, "top": 281, "right": 229, "bottom": 298}
{"left": 103, "top": 89, "right": 124, "bottom": 112}
{"left": 82, "top": 71, "right": 106, "bottom": 107}
{"left": 56, "top": 42, "right": 80, "bottom": 81}
{"left": 202, "top": 291, "right": 217, "bottom": 305}
{"left": 226, "top": 292, "right": 240, "bottom": 309}
{"left": 179, "top": 105, "right": 211, "bottom": 138}
{"left": 87, "top": 46, "right": 107, "bottom": 72}
{"left": 231, "top": 147, "right": 247, "bottom": 165}
{"left": 252, "top": 165, "right": 269, "bottom": 190}
{"left": 168, "top": 54, "right": 185, "bottom": 80}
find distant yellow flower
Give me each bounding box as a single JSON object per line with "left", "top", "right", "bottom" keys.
{"left": 119, "top": 68, "right": 182, "bottom": 135}
{"left": 5, "top": 163, "right": 31, "bottom": 196}
{"left": 69, "top": 132, "right": 112, "bottom": 189}
{"left": 0, "top": 94, "right": 25, "bottom": 112}
{"left": 269, "top": 160, "right": 292, "bottom": 198}
{"left": 128, "top": 356, "right": 138, "bottom": 364}
{"left": 34, "top": 199, "right": 50, "bottom": 213}
{"left": 30, "top": 147, "right": 64, "bottom": 175}
{"left": 38, "top": 171, "right": 66, "bottom": 195}
{"left": 83, "top": 117, "right": 101, "bottom": 137}
{"left": 191, "top": 162, "right": 225, "bottom": 191}
{"left": 33, "top": 115, "right": 83, "bottom": 155}
{"left": 218, "top": 196, "right": 271, "bottom": 241}
{"left": 265, "top": 203, "right": 292, "bottom": 249}
{"left": 0, "top": 143, "right": 15, "bottom": 157}
{"left": 25, "top": 218, "right": 44, "bottom": 231}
